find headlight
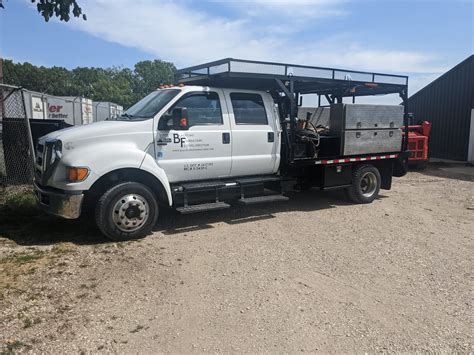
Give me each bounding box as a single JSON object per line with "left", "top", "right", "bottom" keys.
{"left": 46, "top": 139, "right": 62, "bottom": 164}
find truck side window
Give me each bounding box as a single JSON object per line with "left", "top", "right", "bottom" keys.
{"left": 172, "top": 92, "right": 222, "bottom": 126}
{"left": 230, "top": 93, "right": 268, "bottom": 125}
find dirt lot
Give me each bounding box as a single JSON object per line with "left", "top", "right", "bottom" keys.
{"left": 1, "top": 166, "right": 473, "bottom": 353}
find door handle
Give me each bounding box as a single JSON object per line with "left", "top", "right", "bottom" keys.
{"left": 156, "top": 137, "right": 171, "bottom": 145}
{"left": 222, "top": 132, "right": 230, "bottom": 144}
{"left": 268, "top": 132, "right": 274, "bottom": 142}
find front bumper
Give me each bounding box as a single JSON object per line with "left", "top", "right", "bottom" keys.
{"left": 34, "top": 182, "right": 84, "bottom": 219}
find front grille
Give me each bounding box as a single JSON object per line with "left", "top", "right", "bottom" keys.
{"left": 35, "top": 142, "right": 46, "bottom": 181}
{"left": 36, "top": 143, "right": 44, "bottom": 153}
{"left": 36, "top": 141, "right": 57, "bottom": 184}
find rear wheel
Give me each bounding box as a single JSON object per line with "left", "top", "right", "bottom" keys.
{"left": 95, "top": 182, "right": 159, "bottom": 241}
{"left": 346, "top": 164, "right": 381, "bottom": 204}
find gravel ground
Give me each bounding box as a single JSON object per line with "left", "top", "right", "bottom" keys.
{"left": 1, "top": 167, "right": 473, "bottom": 353}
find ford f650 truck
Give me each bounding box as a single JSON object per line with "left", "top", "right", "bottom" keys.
{"left": 34, "top": 59, "right": 410, "bottom": 240}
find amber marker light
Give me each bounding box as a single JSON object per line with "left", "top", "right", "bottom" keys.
{"left": 67, "top": 167, "right": 90, "bottom": 182}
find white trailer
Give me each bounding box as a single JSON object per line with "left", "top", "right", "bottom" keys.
{"left": 23, "top": 90, "right": 93, "bottom": 126}
{"left": 92, "top": 101, "right": 123, "bottom": 122}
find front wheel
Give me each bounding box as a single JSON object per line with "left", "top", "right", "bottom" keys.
{"left": 95, "top": 182, "right": 159, "bottom": 241}
{"left": 346, "top": 164, "right": 381, "bottom": 204}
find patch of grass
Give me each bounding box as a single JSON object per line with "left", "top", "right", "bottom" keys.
{"left": 0, "top": 191, "right": 38, "bottom": 233}
{"left": 2, "top": 340, "right": 31, "bottom": 354}
{"left": 22, "top": 318, "right": 32, "bottom": 329}
{"left": 10, "top": 253, "right": 43, "bottom": 265}
{"left": 27, "top": 291, "right": 42, "bottom": 302}
{"left": 21, "top": 316, "right": 41, "bottom": 329}
{"left": 0, "top": 251, "right": 48, "bottom": 297}
{"left": 51, "top": 243, "right": 77, "bottom": 255}
{"left": 0, "top": 250, "right": 45, "bottom": 266}
{"left": 0, "top": 191, "right": 102, "bottom": 245}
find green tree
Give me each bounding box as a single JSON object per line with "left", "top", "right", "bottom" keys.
{"left": 3, "top": 60, "right": 177, "bottom": 109}
{"left": 134, "top": 60, "right": 176, "bottom": 96}
{"left": 3, "top": 60, "right": 74, "bottom": 95}
{"left": 0, "top": 0, "right": 86, "bottom": 22}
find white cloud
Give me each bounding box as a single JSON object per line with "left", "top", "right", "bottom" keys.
{"left": 62, "top": 0, "right": 444, "bottom": 78}
{"left": 220, "top": 0, "right": 348, "bottom": 18}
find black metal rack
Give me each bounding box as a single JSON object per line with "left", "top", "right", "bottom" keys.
{"left": 176, "top": 58, "right": 409, "bottom": 163}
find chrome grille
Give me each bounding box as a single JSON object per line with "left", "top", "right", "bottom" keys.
{"left": 35, "top": 142, "right": 45, "bottom": 181}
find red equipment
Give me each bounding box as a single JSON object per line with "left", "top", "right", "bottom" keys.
{"left": 403, "top": 121, "right": 431, "bottom": 165}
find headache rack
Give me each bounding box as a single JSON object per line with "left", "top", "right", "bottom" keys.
{"left": 177, "top": 58, "right": 409, "bottom": 164}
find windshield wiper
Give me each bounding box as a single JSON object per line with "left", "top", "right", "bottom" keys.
{"left": 119, "top": 113, "right": 152, "bottom": 120}
{"left": 120, "top": 113, "right": 135, "bottom": 119}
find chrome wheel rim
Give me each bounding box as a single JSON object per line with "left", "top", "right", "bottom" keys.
{"left": 360, "top": 171, "right": 377, "bottom": 198}
{"left": 112, "top": 194, "right": 149, "bottom": 232}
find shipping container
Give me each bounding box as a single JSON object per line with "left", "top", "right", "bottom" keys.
{"left": 92, "top": 101, "right": 123, "bottom": 122}
{"left": 23, "top": 90, "right": 94, "bottom": 126}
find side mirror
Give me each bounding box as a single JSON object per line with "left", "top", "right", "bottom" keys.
{"left": 172, "top": 107, "right": 189, "bottom": 130}
{"left": 158, "top": 107, "right": 189, "bottom": 130}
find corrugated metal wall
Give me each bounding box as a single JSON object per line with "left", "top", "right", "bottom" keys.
{"left": 407, "top": 55, "right": 474, "bottom": 161}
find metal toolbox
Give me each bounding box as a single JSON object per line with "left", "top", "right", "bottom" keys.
{"left": 329, "top": 103, "right": 403, "bottom": 131}
{"left": 343, "top": 129, "right": 402, "bottom": 155}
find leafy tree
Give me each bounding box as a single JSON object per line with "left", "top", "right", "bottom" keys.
{"left": 0, "top": 0, "right": 86, "bottom": 22}
{"left": 134, "top": 60, "right": 176, "bottom": 95}
{"left": 3, "top": 60, "right": 178, "bottom": 109}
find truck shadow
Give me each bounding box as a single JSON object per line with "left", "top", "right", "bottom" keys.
{"left": 0, "top": 194, "right": 108, "bottom": 246}
{"left": 0, "top": 214, "right": 108, "bottom": 246}
{"left": 155, "top": 189, "right": 360, "bottom": 236}
{"left": 415, "top": 162, "right": 474, "bottom": 182}
{"left": 1, "top": 189, "right": 384, "bottom": 246}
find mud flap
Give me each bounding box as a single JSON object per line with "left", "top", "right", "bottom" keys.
{"left": 393, "top": 151, "right": 410, "bottom": 177}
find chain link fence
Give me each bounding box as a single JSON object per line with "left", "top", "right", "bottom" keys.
{"left": 0, "top": 84, "right": 35, "bottom": 187}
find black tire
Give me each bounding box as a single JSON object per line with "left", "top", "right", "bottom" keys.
{"left": 95, "top": 182, "right": 159, "bottom": 241}
{"left": 345, "top": 164, "right": 381, "bottom": 204}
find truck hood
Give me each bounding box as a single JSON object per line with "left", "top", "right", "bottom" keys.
{"left": 39, "top": 119, "right": 153, "bottom": 146}
{"left": 37, "top": 119, "right": 155, "bottom": 157}
{"left": 40, "top": 120, "right": 152, "bottom": 143}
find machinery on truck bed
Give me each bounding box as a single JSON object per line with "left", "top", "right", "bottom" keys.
{"left": 404, "top": 120, "right": 431, "bottom": 168}
{"left": 33, "top": 58, "right": 410, "bottom": 241}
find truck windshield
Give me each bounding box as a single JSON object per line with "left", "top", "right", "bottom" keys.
{"left": 118, "top": 89, "right": 180, "bottom": 120}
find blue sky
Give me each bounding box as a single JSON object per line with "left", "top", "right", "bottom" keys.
{"left": 0, "top": 0, "right": 473, "bottom": 101}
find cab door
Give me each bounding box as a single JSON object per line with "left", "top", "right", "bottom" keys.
{"left": 223, "top": 89, "right": 280, "bottom": 177}
{"left": 155, "top": 89, "right": 232, "bottom": 182}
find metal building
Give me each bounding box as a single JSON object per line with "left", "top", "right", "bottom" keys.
{"left": 407, "top": 55, "right": 474, "bottom": 162}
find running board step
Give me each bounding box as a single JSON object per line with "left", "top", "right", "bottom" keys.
{"left": 238, "top": 195, "right": 289, "bottom": 205}
{"left": 176, "top": 202, "right": 230, "bottom": 214}
{"left": 235, "top": 175, "right": 283, "bottom": 185}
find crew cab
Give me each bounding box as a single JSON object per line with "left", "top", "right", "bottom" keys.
{"left": 34, "top": 58, "right": 410, "bottom": 240}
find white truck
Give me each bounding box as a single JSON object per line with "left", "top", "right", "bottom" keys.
{"left": 33, "top": 59, "right": 410, "bottom": 241}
